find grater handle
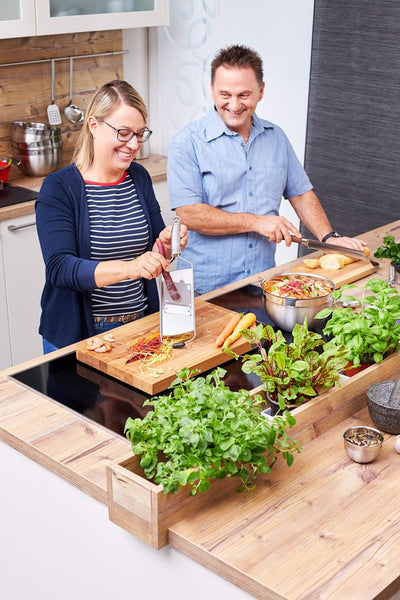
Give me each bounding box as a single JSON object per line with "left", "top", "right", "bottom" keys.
{"left": 171, "top": 215, "right": 181, "bottom": 258}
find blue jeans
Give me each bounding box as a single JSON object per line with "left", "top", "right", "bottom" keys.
{"left": 43, "top": 338, "right": 59, "bottom": 354}
{"left": 43, "top": 312, "right": 145, "bottom": 354}
{"left": 43, "top": 324, "right": 121, "bottom": 354}
{"left": 92, "top": 320, "right": 127, "bottom": 335}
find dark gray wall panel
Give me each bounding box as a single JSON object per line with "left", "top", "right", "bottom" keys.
{"left": 303, "top": 0, "right": 400, "bottom": 242}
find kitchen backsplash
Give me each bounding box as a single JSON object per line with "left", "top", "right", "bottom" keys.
{"left": 0, "top": 30, "right": 123, "bottom": 181}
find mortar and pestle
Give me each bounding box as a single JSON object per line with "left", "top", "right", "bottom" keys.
{"left": 366, "top": 374, "right": 400, "bottom": 434}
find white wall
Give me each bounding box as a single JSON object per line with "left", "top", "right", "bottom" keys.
{"left": 124, "top": 0, "right": 315, "bottom": 264}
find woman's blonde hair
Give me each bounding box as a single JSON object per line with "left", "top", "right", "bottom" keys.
{"left": 72, "top": 80, "right": 148, "bottom": 172}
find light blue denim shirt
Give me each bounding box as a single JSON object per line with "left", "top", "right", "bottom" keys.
{"left": 167, "top": 108, "right": 312, "bottom": 294}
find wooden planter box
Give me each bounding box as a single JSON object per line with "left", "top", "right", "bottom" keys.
{"left": 106, "top": 454, "right": 241, "bottom": 549}
{"left": 107, "top": 351, "right": 400, "bottom": 549}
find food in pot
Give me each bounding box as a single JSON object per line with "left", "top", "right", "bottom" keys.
{"left": 262, "top": 274, "right": 333, "bottom": 299}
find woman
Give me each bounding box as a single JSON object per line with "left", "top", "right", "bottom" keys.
{"left": 36, "top": 80, "right": 187, "bottom": 353}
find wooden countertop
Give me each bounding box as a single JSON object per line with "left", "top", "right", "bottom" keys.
{"left": 1, "top": 220, "right": 400, "bottom": 599}
{"left": 0, "top": 153, "right": 167, "bottom": 222}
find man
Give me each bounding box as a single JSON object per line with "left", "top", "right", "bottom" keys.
{"left": 167, "top": 44, "right": 366, "bottom": 294}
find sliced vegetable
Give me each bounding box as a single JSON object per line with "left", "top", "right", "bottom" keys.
{"left": 215, "top": 313, "right": 242, "bottom": 347}
{"left": 223, "top": 312, "right": 257, "bottom": 348}
{"left": 156, "top": 238, "right": 181, "bottom": 301}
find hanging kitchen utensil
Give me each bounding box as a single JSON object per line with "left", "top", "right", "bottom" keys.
{"left": 290, "top": 235, "right": 368, "bottom": 261}
{"left": 47, "top": 59, "right": 62, "bottom": 126}
{"left": 159, "top": 215, "right": 196, "bottom": 346}
{"left": 47, "top": 59, "right": 62, "bottom": 125}
{"left": 64, "top": 57, "right": 84, "bottom": 123}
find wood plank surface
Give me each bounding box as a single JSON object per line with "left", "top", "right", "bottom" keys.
{"left": 0, "top": 377, "right": 131, "bottom": 503}
{"left": 168, "top": 406, "right": 400, "bottom": 600}
{"left": 76, "top": 298, "right": 253, "bottom": 395}
{"left": 289, "top": 256, "right": 376, "bottom": 287}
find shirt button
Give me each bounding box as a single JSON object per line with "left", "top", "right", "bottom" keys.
{"left": 249, "top": 191, "right": 253, "bottom": 196}
{"left": 247, "top": 270, "right": 251, "bottom": 274}
{"left": 249, "top": 243, "right": 253, "bottom": 248}
{"left": 249, "top": 166, "right": 253, "bottom": 170}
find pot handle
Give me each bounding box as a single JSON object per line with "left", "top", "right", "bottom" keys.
{"left": 11, "top": 157, "right": 22, "bottom": 169}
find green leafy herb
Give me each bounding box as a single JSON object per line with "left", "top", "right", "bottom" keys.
{"left": 124, "top": 367, "right": 300, "bottom": 495}
{"left": 316, "top": 278, "right": 400, "bottom": 367}
{"left": 374, "top": 235, "right": 400, "bottom": 264}
{"left": 228, "top": 320, "right": 349, "bottom": 411}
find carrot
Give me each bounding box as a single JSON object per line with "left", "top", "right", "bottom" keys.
{"left": 156, "top": 238, "right": 181, "bottom": 301}
{"left": 215, "top": 313, "right": 242, "bottom": 347}
{"left": 223, "top": 312, "right": 257, "bottom": 348}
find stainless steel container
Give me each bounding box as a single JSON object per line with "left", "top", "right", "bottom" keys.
{"left": 343, "top": 426, "right": 383, "bottom": 463}
{"left": 10, "top": 121, "right": 63, "bottom": 176}
{"left": 261, "top": 272, "right": 334, "bottom": 331}
{"left": 10, "top": 121, "right": 62, "bottom": 145}
{"left": 11, "top": 143, "right": 63, "bottom": 177}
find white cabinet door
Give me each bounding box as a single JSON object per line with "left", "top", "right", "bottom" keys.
{"left": 35, "top": 0, "right": 169, "bottom": 36}
{"left": 0, "top": 244, "right": 12, "bottom": 370}
{"left": 153, "top": 179, "right": 174, "bottom": 225}
{"left": 0, "top": 0, "right": 36, "bottom": 39}
{"left": 1, "top": 215, "right": 44, "bottom": 366}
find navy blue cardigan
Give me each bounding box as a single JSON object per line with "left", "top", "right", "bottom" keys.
{"left": 35, "top": 163, "right": 165, "bottom": 348}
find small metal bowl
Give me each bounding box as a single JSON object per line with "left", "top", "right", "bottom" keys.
{"left": 343, "top": 426, "right": 384, "bottom": 463}
{"left": 261, "top": 272, "right": 334, "bottom": 331}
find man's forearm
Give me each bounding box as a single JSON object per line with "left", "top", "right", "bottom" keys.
{"left": 175, "top": 204, "right": 258, "bottom": 235}
{"left": 289, "top": 190, "right": 333, "bottom": 241}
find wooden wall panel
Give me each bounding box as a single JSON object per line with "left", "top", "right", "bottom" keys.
{"left": 0, "top": 31, "right": 123, "bottom": 179}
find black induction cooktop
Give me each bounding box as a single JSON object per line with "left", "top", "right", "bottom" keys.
{"left": 0, "top": 183, "right": 38, "bottom": 207}
{"left": 8, "top": 285, "right": 284, "bottom": 438}
{"left": 10, "top": 351, "right": 264, "bottom": 439}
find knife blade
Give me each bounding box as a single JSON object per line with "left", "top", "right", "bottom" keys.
{"left": 290, "top": 236, "right": 368, "bottom": 261}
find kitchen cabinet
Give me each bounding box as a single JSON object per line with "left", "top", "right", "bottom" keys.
{"left": 153, "top": 179, "right": 174, "bottom": 224}
{"left": 0, "top": 245, "right": 12, "bottom": 370}
{"left": 0, "top": 0, "right": 169, "bottom": 39}
{"left": 0, "top": 213, "right": 44, "bottom": 366}
{"left": 0, "top": 1, "right": 36, "bottom": 38}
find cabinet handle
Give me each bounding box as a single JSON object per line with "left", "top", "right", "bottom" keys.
{"left": 7, "top": 221, "right": 36, "bottom": 231}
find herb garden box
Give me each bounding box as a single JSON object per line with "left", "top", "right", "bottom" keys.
{"left": 106, "top": 351, "right": 400, "bottom": 549}
{"left": 106, "top": 454, "right": 241, "bottom": 549}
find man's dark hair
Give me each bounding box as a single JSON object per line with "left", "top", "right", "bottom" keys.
{"left": 211, "top": 44, "right": 264, "bottom": 86}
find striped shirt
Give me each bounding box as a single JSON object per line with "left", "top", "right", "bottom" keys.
{"left": 86, "top": 172, "right": 149, "bottom": 316}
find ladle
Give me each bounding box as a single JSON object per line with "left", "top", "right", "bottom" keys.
{"left": 64, "top": 57, "right": 84, "bottom": 123}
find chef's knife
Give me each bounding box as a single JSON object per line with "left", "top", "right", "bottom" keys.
{"left": 290, "top": 235, "right": 368, "bottom": 261}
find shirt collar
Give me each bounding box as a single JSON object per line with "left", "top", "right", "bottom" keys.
{"left": 205, "top": 107, "right": 274, "bottom": 142}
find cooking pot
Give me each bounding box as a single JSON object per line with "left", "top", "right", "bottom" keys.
{"left": 10, "top": 121, "right": 62, "bottom": 145}
{"left": 261, "top": 272, "right": 335, "bottom": 332}
{"left": 11, "top": 143, "right": 63, "bottom": 177}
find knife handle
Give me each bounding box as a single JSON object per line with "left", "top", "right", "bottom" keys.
{"left": 290, "top": 235, "right": 307, "bottom": 245}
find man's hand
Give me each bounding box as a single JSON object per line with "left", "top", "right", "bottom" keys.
{"left": 254, "top": 215, "right": 302, "bottom": 245}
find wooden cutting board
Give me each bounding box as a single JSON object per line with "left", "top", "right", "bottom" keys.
{"left": 76, "top": 298, "right": 252, "bottom": 395}
{"left": 290, "top": 256, "right": 376, "bottom": 287}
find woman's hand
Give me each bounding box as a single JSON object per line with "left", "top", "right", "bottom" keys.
{"left": 128, "top": 251, "right": 170, "bottom": 280}
{"left": 156, "top": 223, "right": 188, "bottom": 257}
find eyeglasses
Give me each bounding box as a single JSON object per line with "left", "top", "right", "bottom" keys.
{"left": 99, "top": 120, "right": 152, "bottom": 143}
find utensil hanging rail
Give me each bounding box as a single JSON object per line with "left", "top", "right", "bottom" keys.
{"left": 0, "top": 50, "right": 128, "bottom": 69}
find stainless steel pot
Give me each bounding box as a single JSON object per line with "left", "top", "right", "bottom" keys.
{"left": 261, "top": 272, "right": 335, "bottom": 332}
{"left": 11, "top": 121, "right": 62, "bottom": 145}
{"left": 11, "top": 143, "right": 63, "bottom": 177}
